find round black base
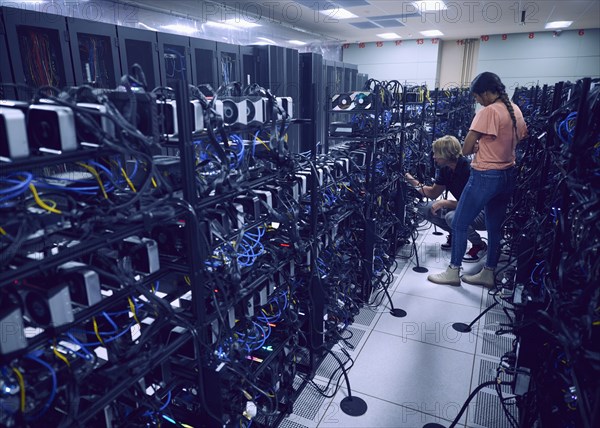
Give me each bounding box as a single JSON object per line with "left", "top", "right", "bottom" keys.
{"left": 340, "top": 396, "right": 368, "bottom": 416}
{"left": 432, "top": 231, "right": 443, "bottom": 235}
{"left": 413, "top": 266, "right": 429, "bottom": 273}
{"left": 423, "top": 423, "right": 446, "bottom": 428}
{"left": 390, "top": 308, "right": 407, "bottom": 318}
{"left": 452, "top": 322, "right": 472, "bottom": 333}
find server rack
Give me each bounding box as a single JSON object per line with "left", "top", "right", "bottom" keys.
{"left": 284, "top": 47, "right": 300, "bottom": 152}
{"left": 157, "top": 32, "right": 192, "bottom": 89}
{"left": 256, "top": 45, "right": 285, "bottom": 94}
{"left": 1, "top": 7, "right": 74, "bottom": 91}
{"left": 344, "top": 63, "right": 358, "bottom": 91}
{"left": 240, "top": 45, "right": 257, "bottom": 86}
{"left": 357, "top": 73, "right": 368, "bottom": 89}
{"left": 66, "top": 18, "right": 121, "bottom": 89}
{"left": 190, "top": 38, "right": 217, "bottom": 89}
{"left": 299, "top": 52, "right": 325, "bottom": 153}
{"left": 0, "top": 16, "right": 17, "bottom": 99}
{"left": 116, "top": 26, "right": 161, "bottom": 90}
{"left": 216, "top": 41, "right": 240, "bottom": 86}
{"left": 334, "top": 61, "right": 344, "bottom": 93}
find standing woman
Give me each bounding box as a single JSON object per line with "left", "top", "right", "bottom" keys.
{"left": 428, "top": 72, "right": 527, "bottom": 287}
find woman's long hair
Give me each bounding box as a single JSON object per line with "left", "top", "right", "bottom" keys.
{"left": 471, "top": 72, "right": 517, "bottom": 135}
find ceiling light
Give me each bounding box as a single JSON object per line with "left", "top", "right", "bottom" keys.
{"left": 253, "top": 41, "right": 271, "bottom": 45}
{"left": 420, "top": 30, "right": 444, "bottom": 37}
{"left": 206, "top": 21, "right": 236, "bottom": 30}
{"left": 138, "top": 22, "right": 158, "bottom": 31}
{"left": 161, "top": 24, "right": 197, "bottom": 34}
{"left": 319, "top": 7, "right": 358, "bottom": 19}
{"left": 413, "top": 1, "right": 447, "bottom": 11}
{"left": 223, "top": 18, "right": 261, "bottom": 28}
{"left": 257, "top": 37, "right": 276, "bottom": 44}
{"left": 377, "top": 33, "right": 402, "bottom": 40}
{"left": 545, "top": 21, "right": 573, "bottom": 29}
{"left": 288, "top": 40, "right": 307, "bottom": 46}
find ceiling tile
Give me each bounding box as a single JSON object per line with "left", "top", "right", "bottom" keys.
{"left": 369, "top": 13, "right": 421, "bottom": 20}
{"left": 372, "top": 19, "right": 406, "bottom": 28}
{"left": 350, "top": 21, "right": 382, "bottom": 29}
{"left": 336, "top": 0, "right": 371, "bottom": 7}
{"left": 294, "top": 0, "right": 335, "bottom": 11}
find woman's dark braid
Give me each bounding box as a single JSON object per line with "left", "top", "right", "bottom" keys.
{"left": 497, "top": 83, "right": 518, "bottom": 137}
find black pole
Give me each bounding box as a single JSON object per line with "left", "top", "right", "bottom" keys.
{"left": 412, "top": 234, "right": 428, "bottom": 273}
{"left": 325, "top": 349, "right": 368, "bottom": 416}
{"left": 452, "top": 302, "right": 498, "bottom": 333}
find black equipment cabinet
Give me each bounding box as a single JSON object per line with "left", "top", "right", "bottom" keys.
{"left": 216, "top": 41, "right": 240, "bottom": 86}
{"left": 344, "top": 63, "right": 358, "bottom": 91}
{"left": 66, "top": 18, "right": 121, "bottom": 89}
{"left": 256, "top": 45, "right": 284, "bottom": 94}
{"left": 357, "top": 72, "right": 368, "bottom": 90}
{"left": 284, "top": 47, "right": 300, "bottom": 152}
{"left": 240, "top": 45, "right": 257, "bottom": 86}
{"left": 299, "top": 52, "right": 325, "bottom": 153}
{"left": 0, "top": 15, "right": 16, "bottom": 99}
{"left": 1, "top": 7, "right": 74, "bottom": 91}
{"left": 157, "top": 32, "right": 192, "bottom": 88}
{"left": 190, "top": 38, "right": 217, "bottom": 88}
{"left": 116, "top": 26, "right": 160, "bottom": 90}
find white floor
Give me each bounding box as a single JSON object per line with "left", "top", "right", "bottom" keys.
{"left": 279, "top": 225, "right": 517, "bottom": 428}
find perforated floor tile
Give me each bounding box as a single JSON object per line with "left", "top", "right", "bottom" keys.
{"left": 470, "top": 390, "right": 517, "bottom": 428}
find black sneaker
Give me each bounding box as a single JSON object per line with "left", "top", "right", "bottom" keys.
{"left": 440, "top": 235, "right": 452, "bottom": 250}
{"left": 463, "top": 242, "right": 488, "bottom": 263}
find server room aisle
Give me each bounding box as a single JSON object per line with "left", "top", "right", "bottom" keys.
{"left": 279, "top": 225, "right": 517, "bottom": 428}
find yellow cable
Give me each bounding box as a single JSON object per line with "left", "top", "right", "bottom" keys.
{"left": 128, "top": 298, "right": 141, "bottom": 327}
{"left": 29, "top": 183, "right": 62, "bottom": 214}
{"left": 12, "top": 367, "right": 25, "bottom": 412}
{"left": 121, "top": 167, "right": 137, "bottom": 193}
{"left": 184, "top": 275, "right": 191, "bottom": 285}
{"left": 0, "top": 226, "right": 6, "bottom": 235}
{"left": 41, "top": 199, "right": 57, "bottom": 209}
{"left": 151, "top": 177, "right": 158, "bottom": 188}
{"left": 93, "top": 317, "right": 105, "bottom": 345}
{"left": 53, "top": 342, "right": 71, "bottom": 367}
{"left": 77, "top": 162, "right": 108, "bottom": 199}
{"left": 256, "top": 137, "right": 271, "bottom": 151}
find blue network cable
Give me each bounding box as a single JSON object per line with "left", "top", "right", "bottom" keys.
{"left": 0, "top": 172, "right": 33, "bottom": 203}
{"left": 24, "top": 352, "right": 57, "bottom": 421}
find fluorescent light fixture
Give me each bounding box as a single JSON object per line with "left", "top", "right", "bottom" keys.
{"left": 257, "top": 37, "right": 276, "bottom": 44}
{"left": 545, "top": 20, "right": 573, "bottom": 29}
{"left": 223, "top": 18, "right": 261, "bottom": 28}
{"left": 161, "top": 24, "right": 197, "bottom": 34}
{"left": 253, "top": 42, "right": 271, "bottom": 45}
{"left": 377, "top": 33, "right": 401, "bottom": 40}
{"left": 138, "top": 22, "right": 158, "bottom": 31}
{"left": 413, "top": 1, "right": 447, "bottom": 11}
{"left": 288, "top": 40, "right": 307, "bottom": 46}
{"left": 206, "top": 21, "right": 236, "bottom": 30}
{"left": 420, "top": 29, "right": 444, "bottom": 37}
{"left": 319, "top": 7, "right": 358, "bottom": 19}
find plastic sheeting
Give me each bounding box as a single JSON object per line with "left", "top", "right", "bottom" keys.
{"left": 0, "top": 0, "right": 342, "bottom": 51}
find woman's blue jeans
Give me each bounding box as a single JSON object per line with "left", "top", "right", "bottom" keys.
{"left": 450, "top": 167, "right": 516, "bottom": 268}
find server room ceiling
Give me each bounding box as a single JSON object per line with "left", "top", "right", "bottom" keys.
{"left": 126, "top": 0, "right": 600, "bottom": 44}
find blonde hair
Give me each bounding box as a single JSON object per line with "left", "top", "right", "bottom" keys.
{"left": 432, "top": 135, "right": 462, "bottom": 162}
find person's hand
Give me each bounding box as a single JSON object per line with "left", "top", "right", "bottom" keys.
{"left": 431, "top": 200, "right": 448, "bottom": 215}
{"left": 405, "top": 172, "right": 414, "bottom": 181}
{"left": 473, "top": 142, "right": 479, "bottom": 154}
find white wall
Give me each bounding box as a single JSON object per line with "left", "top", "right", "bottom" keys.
{"left": 476, "top": 29, "right": 600, "bottom": 95}
{"left": 342, "top": 40, "right": 439, "bottom": 87}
